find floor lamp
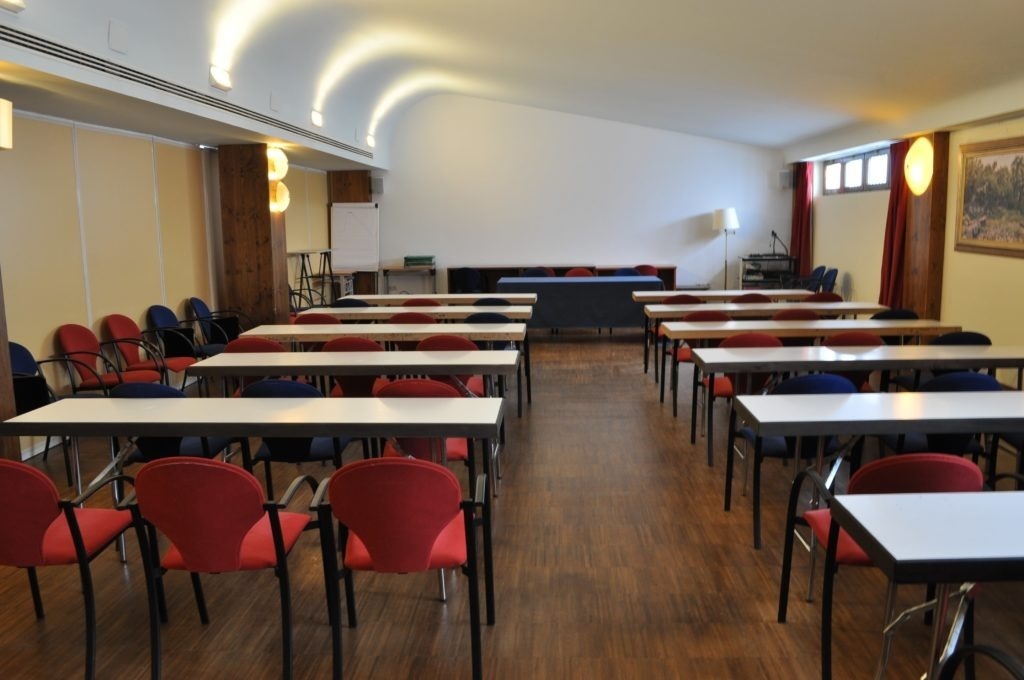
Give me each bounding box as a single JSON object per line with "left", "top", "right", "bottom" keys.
{"left": 713, "top": 208, "right": 740, "bottom": 289}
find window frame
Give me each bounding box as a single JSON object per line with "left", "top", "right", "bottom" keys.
{"left": 822, "top": 149, "right": 891, "bottom": 195}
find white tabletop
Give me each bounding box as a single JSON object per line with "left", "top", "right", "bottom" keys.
{"left": 340, "top": 293, "right": 538, "bottom": 305}
{"left": 692, "top": 344, "right": 1024, "bottom": 373}
{"left": 244, "top": 323, "right": 527, "bottom": 343}
{"left": 734, "top": 391, "right": 1024, "bottom": 438}
{"left": 832, "top": 492, "right": 1024, "bottom": 583}
{"left": 660, "top": 318, "right": 960, "bottom": 341}
{"left": 187, "top": 350, "right": 519, "bottom": 377}
{"left": 0, "top": 397, "right": 504, "bottom": 439}
{"left": 633, "top": 289, "right": 813, "bottom": 302}
{"left": 301, "top": 305, "right": 533, "bottom": 321}
{"left": 644, "top": 301, "right": 886, "bottom": 319}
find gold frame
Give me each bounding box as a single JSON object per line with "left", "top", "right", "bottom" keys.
{"left": 954, "top": 136, "right": 1024, "bottom": 257}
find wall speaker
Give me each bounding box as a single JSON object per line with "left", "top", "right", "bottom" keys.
{"left": 370, "top": 176, "right": 384, "bottom": 195}
{"left": 776, "top": 168, "right": 794, "bottom": 191}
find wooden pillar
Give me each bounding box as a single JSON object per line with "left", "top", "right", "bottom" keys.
{"left": 327, "top": 170, "right": 377, "bottom": 294}
{"left": 0, "top": 266, "right": 21, "bottom": 460}
{"left": 902, "top": 132, "right": 950, "bottom": 319}
{"left": 218, "top": 144, "right": 289, "bottom": 324}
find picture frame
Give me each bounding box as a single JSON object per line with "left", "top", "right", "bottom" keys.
{"left": 954, "top": 136, "right": 1024, "bottom": 257}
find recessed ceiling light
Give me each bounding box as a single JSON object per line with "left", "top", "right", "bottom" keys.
{"left": 209, "top": 65, "right": 232, "bottom": 91}
{"left": 0, "top": 0, "right": 26, "bottom": 14}
{"left": 366, "top": 134, "right": 376, "bottom": 148}
{"left": 311, "top": 109, "right": 323, "bottom": 127}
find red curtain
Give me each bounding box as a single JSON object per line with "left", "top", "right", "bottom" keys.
{"left": 878, "top": 140, "right": 910, "bottom": 307}
{"left": 789, "top": 162, "right": 814, "bottom": 276}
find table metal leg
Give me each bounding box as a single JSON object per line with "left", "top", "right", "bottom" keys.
{"left": 524, "top": 332, "right": 532, "bottom": 404}
{"left": 643, "top": 317, "right": 650, "bottom": 374}
{"left": 706, "top": 372, "right": 716, "bottom": 466}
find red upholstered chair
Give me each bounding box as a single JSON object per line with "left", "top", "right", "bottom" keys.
{"left": 823, "top": 331, "right": 884, "bottom": 391}
{"left": 375, "top": 379, "right": 476, "bottom": 486}
{"left": 223, "top": 337, "right": 288, "bottom": 393}
{"left": 56, "top": 323, "right": 163, "bottom": 394}
{"left": 0, "top": 460, "right": 133, "bottom": 680}
{"left": 635, "top": 264, "right": 659, "bottom": 276}
{"left": 103, "top": 313, "right": 195, "bottom": 389}
{"left": 803, "top": 291, "right": 844, "bottom": 302}
{"left": 652, "top": 293, "right": 704, "bottom": 382}
{"left": 772, "top": 308, "right": 820, "bottom": 346}
{"left": 564, "top": 267, "right": 594, "bottom": 277}
{"left": 778, "top": 454, "right": 984, "bottom": 680}
{"left": 660, "top": 310, "right": 732, "bottom": 423}
{"left": 401, "top": 298, "right": 441, "bottom": 306}
{"left": 731, "top": 292, "right": 772, "bottom": 303}
{"left": 388, "top": 311, "right": 436, "bottom": 350}
{"left": 416, "top": 334, "right": 487, "bottom": 397}
{"left": 313, "top": 457, "right": 494, "bottom": 680}
{"left": 131, "top": 457, "right": 314, "bottom": 680}
{"left": 291, "top": 311, "right": 339, "bottom": 354}
{"left": 321, "top": 336, "right": 388, "bottom": 398}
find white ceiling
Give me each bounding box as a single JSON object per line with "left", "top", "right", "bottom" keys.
{"left": 3, "top": 0, "right": 1024, "bottom": 166}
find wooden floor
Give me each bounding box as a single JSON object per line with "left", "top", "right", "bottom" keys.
{"left": 3, "top": 330, "right": 1023, "bottom": 679}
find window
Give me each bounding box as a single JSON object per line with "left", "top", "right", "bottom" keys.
{"left": 822, "top": 149, "right": 890, "bottom": 194}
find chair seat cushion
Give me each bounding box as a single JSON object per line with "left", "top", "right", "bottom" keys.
{"left": 804, "top": 508, "right": 871, "bottom": 566}
{"left": 675, "top": 346, "right": 693, "bottom": 363}
{"left": 78, "top": 369, "right": 160, "bottom": 390}
{"left": 162, "top": 511, "right": 309, "bottom": 571}
{"left": 465, "top": 375, "right": 485, "bottom": 397}
{"left": 127, "top": 357, "right": 195, "bottom": 374}
{"left": 702, "top": 375, "right": 734, "bottom": 397}
{"left": 344, "top": 513, "right": 466, "bottom": 571}
{"left": 41, "top": 508, "right": 132, "bottom": 565}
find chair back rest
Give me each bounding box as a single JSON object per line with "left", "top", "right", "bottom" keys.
{"left": 930, "top": 331, "right": 992, "bottom": 346}
{"left": 56, "top": 323, "right": 103, "bottom": 379}
{"left": 416, "top": 335, "right": 477, "bottom": 385}
{"left": 188, "top": 296, "right": 213, "bottom": 319}
{"left": 871, "top": 308, "right": 919, "bottom": 320}
{"left": 772, "top": 373, "right": 857, "bottom": 396}
{"left": 612, "top": 267, "right": 639, "bottom": 276}
{"left": 103, "top": 314, "right": 145, "bottom": 365}
{"left": 136, "top": 457, "right": 267, "bottom": 573}
{"left": 564, "top": 267, "right": 594, "bottom": 277}
{"left": 189, "top": 297, "right": 241, "bottom": 343}
{"left": 327, "top": 458, "right": 462, "bottom": 573}
{"left": 147, "top": 305, "right": 180, "bottom": 329}
{"left": 322, "top": 338, "right": 384, "bottom": 396}
{"left": 242, "top": 380, "right": 323, "bottom": 455}
{"left": 825, "top": 331, "right": 883, "bottom": 347}
{"left": 720, "top": 332, "right": 784, "bottom": 392}
{"left": 375, "top": 379, "right": 462, "bottom": 460}
{"left": 772, "top": 309, "right": 820, "bottom": 321}
{"left": 803, "top": 292, "right": 844, "bottom": 302}
{"left": 635, "top": 265, "right": 659, "bottom": 276}
{"left": 474, "top": 297, "right": 510, "bottom": 306}
{"left": 401, "top": 298, "right": 440, "bottom": 307}
{"left": 820, "top": 268, "right": 839, "bottom": 292}
{"left": 731, "top": 293, "right": 771, "bottom": 303}
{"left": 663, "top": 294, "right": 703, "bottom": 305}
{"left": 465, "top": 312, "right": 510, "bottom": 324}
{"left": 0, "top": 460, "right": 62, "bottom": 566}
{"left": 848, "top": 453, "right": 983, "bottom": 495}
{"left": 9, "top": 342, "right": 40, "bottom": 375}
{"left": 521, "top": 267, "right": 550, "bottom": 277}
{"left": 920, "top": 371, "right": 1001, "bottom": 393}
{"left": 450, "top": 267, "right": 483, "bottom": 293}
{"left": 294, "top": 313, "right": 338, "bottom": 325}
{"left": 225, "top": 337, "right": 287, "bottom": 353}
{"left": 332, "top": 298, "right": 370, "bottom": 308}
{"left": 111, "top": 383, "right": 187, "bottom": 460}
{"left": 13, "top": 375, "right": 53, "bottom": 414}
{"left": 388, "top": 312, "right": 435, "bottom": 324}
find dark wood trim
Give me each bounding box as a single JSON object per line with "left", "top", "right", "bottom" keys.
{"left": 0, "top": 265, "right": 19, "bottom": 460}
{"left": 328, "top": 170, "right": 371, "bottom": 203}
{"left": 903, "top": 132, "right": 950, "bottom": 320}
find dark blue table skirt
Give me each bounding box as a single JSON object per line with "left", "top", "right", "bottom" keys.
{"left": 496, "top": 276, "right": 664, "bottom": 329}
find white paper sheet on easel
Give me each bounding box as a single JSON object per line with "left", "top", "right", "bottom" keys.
{"left": 330, "top": 203, "right": 379, "bottom": 271}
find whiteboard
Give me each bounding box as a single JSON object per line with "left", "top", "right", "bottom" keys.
{"left": 330, "top": 202, "right": 379, "bottom": 271}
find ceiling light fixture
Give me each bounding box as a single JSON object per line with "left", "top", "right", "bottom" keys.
{"left": 365, "top": 134, "right": 376, "bottom": 148}
{"left": 0, "top": 0, "right": 26, "bottom": 13}
{"left": 0, "top": 99, "right": 12, "bottom": 150}
{"left": 269, "top": 180, "right": 290, "bottom": 213}
{"left": 310, "top": 109, "right": 323, "bottom": 127}
{"left": 266, "top": 147, "right": 288, "bottom": 181}
{"left": 209, "top": 64, "right": 233, "bottom": 91}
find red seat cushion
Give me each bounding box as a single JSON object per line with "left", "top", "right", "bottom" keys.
{"left": 344, "top": 512, "right": 466, "bottom": 571}
{"left": 701, "top": 375, "right": 734, "bottom": 398}
{"left": 79, "top": 369, "right": 162, "bottom": 389}
{"left": 803, "top": 508, "right": 871, "bottom": 566}
{"left": 674, "top": 346, "right": 693, "bottom": 362}
{"left": 465, "top": 375, "right": 485, "bottom": 397}
{"left": 161, "top": 511, "right": 309, "bottom": 572}
{"left": 41, "top": 507, "right": 132, "bottom": 565}
{"left": 128, "top": 357, "right": 196, "bottom": 374}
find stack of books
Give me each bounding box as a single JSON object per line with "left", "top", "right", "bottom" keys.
{"left": 403, "top": 255, "right": 435, "bottom": 267}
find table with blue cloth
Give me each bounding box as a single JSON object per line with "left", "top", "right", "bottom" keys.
{"left": 496, "top": 276, "right": 664, "bottom": 329}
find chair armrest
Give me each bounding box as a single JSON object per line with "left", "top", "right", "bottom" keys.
{"left": 473, "top": 474, "right": 488, "bottom": 506}
{"left": 50, "top": 353, "right": 116, "bottom": 391}
{"left": 102, "top": 337, "right": 167, "bottom": 371}
{"left": 310, "top": 477, "right": 332, "bottom": 510}
{"left": 991, "top": 472, "right": 1024, "bottom": 490}
{"left": 937, "top": 644, "right": 1024, "bottom": 680}
{"left": 269, "top": 474, "right": 320, "bottom": 508}
{"left": 63, "top": 473, "right": 136, "bottom": 508}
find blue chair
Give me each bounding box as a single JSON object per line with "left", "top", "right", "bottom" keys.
{"left": 330, "top": 297, "right": 370, "bottom": 307}
{"left": 612, "top": 267, "right": 640, "bottom": 276}
{"left": 820, "top": 268, "right": 838, "bottom": 293}
{"left": 521, "top": 267, "right": 550, "bottom": 277}
{"left": 9, "top": 342, "right": 72, "bottom": 484}
{"left": 725, "top": 373, "right": 857, "bottom": 549}
{"left": 188, "top": 296, "right": 252, "bottom": 346}
{"left": 241, "top": 380, "right": 351, "bottom": 497}
{"left": 474, "top": 297, "right": 510, "bottom": 306}
{"left": 147, "top": 304, "right": 224, "bottom": 358}
{"left": 450, "top": 267, "right": 484, "bottom": 293}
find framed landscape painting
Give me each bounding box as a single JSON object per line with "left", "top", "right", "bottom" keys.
{"left": 955, "top": 136, "right": 1024, "bottom": 257}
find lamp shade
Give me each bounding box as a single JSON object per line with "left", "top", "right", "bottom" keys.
{"left": 904, "top": 136, "right": 934, "bottom": 196}
{"left": 0, "top": 98, "right": 12, "bottom": 150}
{"left": 269, "top": 180, "right": 290, "bottom": 213}
{"left": 266, "top": 147, "right": 289, "bottom": 181}
{"left": 712, "top": 207, "right": 740, "bottom": 232}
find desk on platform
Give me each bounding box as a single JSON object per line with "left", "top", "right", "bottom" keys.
{"left": 447, "top": 264, "right": 677, "bottom": 292}
{"left": 830, "top": 492, "right": 1024, "bottom": 678}
{"left": 300, "top": 305, "right": 533, "bottom": 321}
{"left": 497, "top": 276, "right": 664, "bottom": 329}
{"left": 339, "top": 293, "right": 537, "bottom": 306}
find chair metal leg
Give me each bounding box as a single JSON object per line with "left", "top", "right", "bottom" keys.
{"left": 277, "top": 563, "right": 294, "bottom": 680}
{"left": 752, "top": 438, "right": 764, "bottom": 549}
{"left": 876, "top": 580, "right": 898, "bottom": 678}
{"left": 821, "top": 519, "right": 841, "bottom": 680}
{"left": 190, "top": 573, "right": 210, "bottom": 624}
{"left": 464, "top": 506, "right": 483, "bottom": 680}
{"left": 437, "top": 568, "right": 448, "bottom": 602}
{"left": 76, "top": 556, "right": 98, "bottom": 680}
{"left": 27, "top": 567, "right": 44, "bottom": 618}
{"left": 724, "top": 409, "right": 738, "bottom": 511}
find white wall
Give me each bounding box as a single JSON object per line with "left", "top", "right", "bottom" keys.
{"left": 812, "top": 186, "right": 889, "bottom": 302}
{"left": 379, "top": 95, "right": 791, "bottom": 289}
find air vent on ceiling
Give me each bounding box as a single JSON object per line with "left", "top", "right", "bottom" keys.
{"left": 0, "top": 25, "right": 372, "bottom": 159}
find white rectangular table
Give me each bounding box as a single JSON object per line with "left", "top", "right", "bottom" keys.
{"left": 339, "top": 293, "right": 537, "bottom": 305}
{"left": 0, "top": 397, "right": 505, "bottom": 492}
{"left": 829, "top": 492, "right": 1024, "bottom": 678}
{"left": 300, "top": 305, "right": 533, "bottom": 321}
{"left": 692, "top": 344, "right": 1024, "bottom": 466}
{"left": 632, "top": 289, "right": 814, "bottom": 303}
